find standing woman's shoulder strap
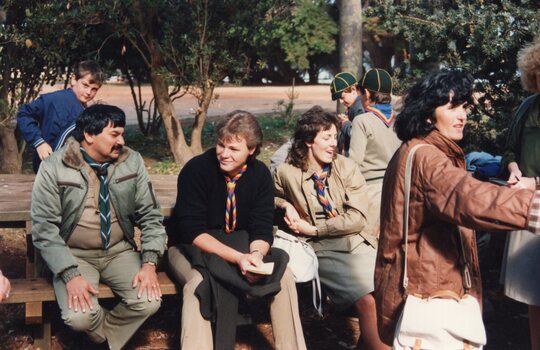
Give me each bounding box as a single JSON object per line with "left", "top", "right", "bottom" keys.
{"left": 402, "top": 143, "right": 433, "bottom": 290}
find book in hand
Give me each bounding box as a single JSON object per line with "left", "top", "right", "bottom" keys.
{"left": 245, "top": 262, "right": 275, "bottom": 275}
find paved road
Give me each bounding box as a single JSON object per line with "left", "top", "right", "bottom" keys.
{"left": 42, "top": 84, "right": 336, "bottom": 125}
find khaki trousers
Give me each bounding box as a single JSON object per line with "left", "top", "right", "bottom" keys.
{"left": 53, "top": 241, "right": 161, "bottom": 350}
{"left": 168, "top": 245, "right": 306, "bottom": 350}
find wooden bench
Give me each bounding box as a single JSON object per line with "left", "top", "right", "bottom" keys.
{"left": 0, "top": 174, "right": 178, "bottom": 350}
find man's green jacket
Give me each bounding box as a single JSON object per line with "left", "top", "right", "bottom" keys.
{"left": 31, "top": 138, "right": 166, "bottom": 281}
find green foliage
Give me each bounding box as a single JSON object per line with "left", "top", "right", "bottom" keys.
{"left": 274, "top": 0, "right": 338, "bottom": 70}
{"left": 366, "top": 0, "right": 540, "bottom": 154}
{"left": 249, "top": 0, "right": 338, "bottom": 82}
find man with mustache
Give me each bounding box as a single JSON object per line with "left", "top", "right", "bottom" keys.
{"left": 17, "top": 60, "right": 104, "bottom": 172}
{"left": 31, "top": 104, "right": 167, "bottom": 350}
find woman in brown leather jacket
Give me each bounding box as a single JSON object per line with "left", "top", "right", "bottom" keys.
{"left": 375, "top": 70, "right": 540, "bottom": 346}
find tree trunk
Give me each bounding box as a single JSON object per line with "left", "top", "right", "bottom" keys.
{"left": 364, "top": 35, "right": 395, "bottom": 72}
{"left": 308, "top": 61, "right": 319, "bottom": 84}
{"left": 191, "top": 79, "right": 215, "bottom": 155}
{"left": 339, "top": 0, "right": 362, "bottom": 78}
{"left": 0, "top": 126, "right": 21, "bottom": 174}
{"left": 149, "top": 69, "right": 194, "bottom": 165}
{"left": 338, "top": 0, "right": 362, "bottom": 113}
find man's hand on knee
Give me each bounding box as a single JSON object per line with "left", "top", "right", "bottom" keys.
{"left": 132, "top": 263, "right": 162, "bottom": 302}
{"left": 66, "top": 276, "right": 99, "bottom": 313}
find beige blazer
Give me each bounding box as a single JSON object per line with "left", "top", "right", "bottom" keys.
{"left": 273, "top": 155, "right": 377, "bottom": 251}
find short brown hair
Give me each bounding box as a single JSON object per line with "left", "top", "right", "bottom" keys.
{"left": 517, "top": 36, "right": 540, "bottom": 93}
{"left": 362, "top": 90, "right": 392, "bottom": 104}
{"left": 216, "top": 110, "right": 263, "bottom": 159}
{"left": 73, "top": 60, "right": 104, "bottom": 84}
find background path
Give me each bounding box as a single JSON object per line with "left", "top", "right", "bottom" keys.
{"left": 42, "top": 84, "right": 335, "bottom": 124}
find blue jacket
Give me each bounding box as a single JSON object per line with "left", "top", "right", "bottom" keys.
{"left": 338, "top": 96, "right": 365, "bottom": 155}
{"left": 17, "top": 88, "right": 84, "bottom": 171}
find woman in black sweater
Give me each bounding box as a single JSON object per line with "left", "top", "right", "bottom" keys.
{"left": 167, "top": 111, "right": 306, "bottom": 350}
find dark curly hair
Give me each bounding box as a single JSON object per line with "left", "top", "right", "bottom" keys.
{"left": 72, "top": 104, "right": 126, "bottom": 142}
{"left": 287, "top": 106, "right": 339, "bottom": 171}
{"left": 394, "top": 70, "right": 473, "bottom": 142}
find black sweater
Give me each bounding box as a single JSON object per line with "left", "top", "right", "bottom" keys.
{"left": 168, "top": 148, "right": 274, "bottom": 246}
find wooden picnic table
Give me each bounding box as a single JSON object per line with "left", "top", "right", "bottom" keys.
{"left": 0, "top": 174, "right": 178, "bottom": 226}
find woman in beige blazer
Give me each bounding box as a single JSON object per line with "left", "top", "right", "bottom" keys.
{"left": 274, "top": 106, "right": 388, "bottom": 350}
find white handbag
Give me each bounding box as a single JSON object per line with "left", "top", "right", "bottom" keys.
{"left": 272, "top": 229, "right": 322, "bottom": 315}
{"left": 393, "top": 144, "right": 487, "bottom": 350}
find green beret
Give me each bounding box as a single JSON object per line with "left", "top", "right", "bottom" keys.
{"left": 361, "top": 68, "right": 393, "bottom": 94}
{"left": 330, "top": 72, "right": 358, "bottom": 101}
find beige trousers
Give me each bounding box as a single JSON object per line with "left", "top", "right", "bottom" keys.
{"left": 168, "top": 245, "right": 306, "bottom": 350}
{"left": 53, "top": 241, "right": 161, "bottom": 350}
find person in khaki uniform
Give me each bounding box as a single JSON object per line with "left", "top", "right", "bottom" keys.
{"left": 349, "top": 68, "right": 401, "bottom": 237}
{"left": 274, "top": 106, "right": 389, "bottom": 350}
{"left": 31, "top": 105, "right": 166, "bottom": 350}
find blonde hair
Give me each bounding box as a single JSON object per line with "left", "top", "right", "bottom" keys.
{"left": 517, "top": 36, "right": 540, "bottom": 92}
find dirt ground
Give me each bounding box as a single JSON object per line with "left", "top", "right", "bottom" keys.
{"left": 0, "top": 84, "right": 534, "bottom": 349}
{"left": 41, "top": 83, "right": 335, "bottom": 124}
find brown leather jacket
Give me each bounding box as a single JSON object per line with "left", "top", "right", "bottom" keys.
{"left": 375, "top": 130, "right": 537, "bottom": 344}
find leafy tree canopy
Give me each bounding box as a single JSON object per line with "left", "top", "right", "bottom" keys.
{"left": 367, "top": 0, "right": 540, "bottom": 154}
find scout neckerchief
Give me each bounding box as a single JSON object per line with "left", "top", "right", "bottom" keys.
{"left": 224, "top": 164, "right": 248, "bottom": 233}
{"left": 365, "top": 103, "right": 395, "bottom": 127}
{"left": 80, "top": 147, "right": 112, "bottom": 249}
{"left": 312, "top": 165, "right": 337, "bottom": 218}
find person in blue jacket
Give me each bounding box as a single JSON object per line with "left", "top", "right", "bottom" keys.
{"left": 17, "top": 60, "right": 104, "bottom": 172}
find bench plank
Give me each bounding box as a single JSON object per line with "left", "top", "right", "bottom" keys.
{"left": 5, "top": 272, "right": 178, "bottom": 304}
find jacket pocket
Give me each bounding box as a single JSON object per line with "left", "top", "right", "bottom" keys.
{"left": 57, "top": 181, "right": 82, "bottom": 188}
{"left": 114, "top": 173, "right": 137, "bottom": 184}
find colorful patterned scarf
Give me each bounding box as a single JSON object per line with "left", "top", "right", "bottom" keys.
{"left": 312, "top": 165, "right": 337, "bottom": 218}
{"left": 365, "top": 103, "right": 395, "bottom": 127}
{"left": 224, "top": 164, "right": 248, "bottom": 233}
